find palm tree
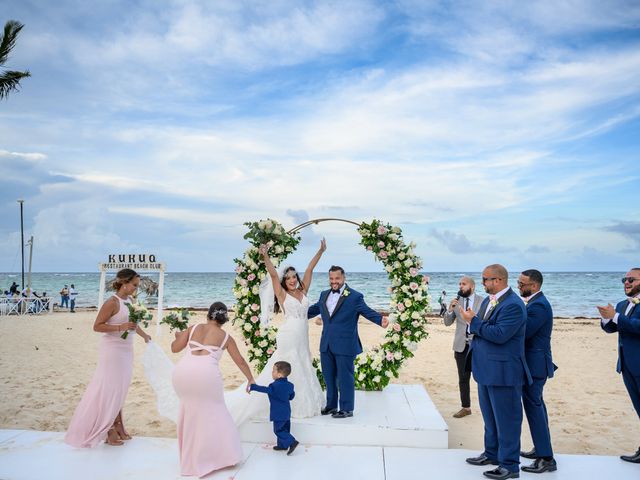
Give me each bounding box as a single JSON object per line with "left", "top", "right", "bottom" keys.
{"left": 0, "top": 20, "right": 30, "bottom": 100}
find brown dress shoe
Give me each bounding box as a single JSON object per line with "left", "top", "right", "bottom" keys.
{"left": 453, "top": 408, "right": 472, "bottom": 418}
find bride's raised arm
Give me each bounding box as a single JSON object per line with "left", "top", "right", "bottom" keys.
{"left": 259, "top": 244, "right": 286, "bottom": 306}
{"left": 302, "top": 238, "right": 326, "bottom": 294}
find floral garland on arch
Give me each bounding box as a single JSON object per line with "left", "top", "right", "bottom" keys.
{"left": 232, "top": 218, "right": 431, "bottom": 391}
{"left": 232, "top": 220, "right": 300, "bottom": 372}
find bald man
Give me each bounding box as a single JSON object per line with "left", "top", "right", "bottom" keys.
{"left": 460, "top": 264, "right": 531, "bottom": 480}
{"left": 444, "top": 276, "right": 484, "bottom": 418}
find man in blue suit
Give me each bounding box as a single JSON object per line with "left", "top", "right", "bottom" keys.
{"left": 598, "top": 267, "right": 640, "bottom": 464}
{"left": 517, "top": 269, "right": 557, "bottom": 473}
{"left": 460, "top": 264, "right": 531, "bottom": 480}
{"left": 308, "top": 265, "right": 388, "bottom": 418}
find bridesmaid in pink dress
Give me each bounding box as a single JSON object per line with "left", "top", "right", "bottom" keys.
{"left": 172, "top": 302, "right": 255, "bottom": 478}
{"left": 65, "top": 268, "right": 151, "bottom": 448}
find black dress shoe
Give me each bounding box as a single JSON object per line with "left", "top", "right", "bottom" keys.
{"left": 483, "top": 466, "right": 519, "bottom": 479}
{"left": 273, "top": 446, "right": 287, "bottom": 451}
{"left": 321, "top": 407, "right": 338, "bottom": 416}
{"left": 331, "top": 410, "right": 353, "bottom": 418}
{"left": 287, "top": 440, "right": 299, "bottom": 456}
{"left": 520, "top": 448, "right": 537, "bottom": 459}
{"left": 620, "top": 447, "right": 640, "bottom": 463}
{"left": 521, "top": 458, "right": 557, "bottom": 473}
{"left": 466, "top": 454, "right": 499, "bottom": 466}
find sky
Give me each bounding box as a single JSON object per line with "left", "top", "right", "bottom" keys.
{"left": 1, "top": 0, "right": 639, "bottom": 273}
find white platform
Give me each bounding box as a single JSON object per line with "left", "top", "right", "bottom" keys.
{"left": 238, "top": 384, "right": 449, "bottom": 449}
{"left": 1, "top": 429, "right": 637, "bottom": 480}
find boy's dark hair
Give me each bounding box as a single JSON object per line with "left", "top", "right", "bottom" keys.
{"left": 329, "top": 265, "right": 345, "bottom": 275}
{"left": 274, "top": 361, "right": 291, "bottom": 377}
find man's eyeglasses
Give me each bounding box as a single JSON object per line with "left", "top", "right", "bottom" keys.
{"left": 482, "top": 277, "right": 499, "bottom": 283}
{"left": 517, "top": 281, "right": 533, "bottom": 288}
{"left": 622, "top": 277, "right": 640, "bottom": 284}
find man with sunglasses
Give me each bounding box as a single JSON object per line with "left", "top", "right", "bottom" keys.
{"left": 597, "top": 268, "right": 640, "bottom": 464}
{"left": 460, "top": 264, "right": 531, "bottom": 480}
{"left": 517, "top": 269, "right": 557, "bottom": 473}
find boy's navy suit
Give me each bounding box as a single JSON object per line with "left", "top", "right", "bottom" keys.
{"left": 250, "top": 377, "right": 296, "bottom": 448}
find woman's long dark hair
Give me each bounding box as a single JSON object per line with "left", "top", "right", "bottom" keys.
{"left": 274, "top": 266, "right": 305, "bottom": 314}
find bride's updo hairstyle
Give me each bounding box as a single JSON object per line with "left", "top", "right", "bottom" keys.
{"left": 113, "top": 268, "right": 139, "bottom": 291}
{"left": 207, "top": 302, "right": 229, "bottom": 325}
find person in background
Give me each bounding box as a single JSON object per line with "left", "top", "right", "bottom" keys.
{"left": 444, "top": 276, "right": 484, "bottom": 418}
{"left": 69, "top": 284, "right": 78, "bottom": 313}
{"left": 598, "top": 267, "right": 640, "bottom": 464}
{"left": 438, "top": 290, "right": 448, "bottom": 317}
{"left": 60, "top": 285, "right": 69, "bottom": 309}
{"left": 9, "top": 282, "right": 19, "bottom": 295}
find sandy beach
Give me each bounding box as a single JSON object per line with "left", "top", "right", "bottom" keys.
{"left": 0, "top": 310, "right": 635, "bottom": 455}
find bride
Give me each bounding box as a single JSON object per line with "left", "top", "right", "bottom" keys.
{"left": 224, "top": 239, "right": 326, "bottom": 424}
{"left": 142, "top": 240, "right": 327, "bottom": 425}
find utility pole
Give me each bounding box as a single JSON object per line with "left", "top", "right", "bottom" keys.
{"left": 27, "top": 236, "right": 34, "bottom": 296}
{"left": 17, "top": 199, "right": 25, "bottom": 290}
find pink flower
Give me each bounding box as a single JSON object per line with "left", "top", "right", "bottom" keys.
{"left": 250, "top": 315, "right": 259, "bottom": 323}
{"left": 235, "top": 265, "right": 244, "bottom": 273}
{"left": 239, "top": 279, "right": 247, "bottom": 287}
{"left": 377, "top": 241, "right": 385, "bottom": 248}
{"left": 377, "top": 226, "right": 387, "bottom": 235}
{"left": 247, "top": 273, "right": 256, "bottom": 281}
{"left": 397, "top": 303, "right": 405, "bottom": 312}
{"left": 392, "top": 323, "right": 401, "bottom": 332}
{"left": 410, "top": 282, "right": 419, "bottom": 291}
{"left": 423, "top": 275, "right": 430, "bottom": 284}
{"left": 409, "top": 267, "right": 418, "bottom": 276}
{"left": 250, "top": 303, "right": 259, "bottom": 312}
{"left": 386, "top": 352, "right": 394, "bottom": 361}
{"left": 367, "top": 246, "right": 373, "bottom": 251}
{"left": 378, "top": 250, "right": 388, "bottom": 259}
{"left": 267, "top": 348, "right": 274, "bottom": 355}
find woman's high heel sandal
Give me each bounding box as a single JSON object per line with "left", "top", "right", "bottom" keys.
{"left": 105, "top": 427, "right": 124, "bottom": 446}
{"left": 114, "top": 421, "right": 132, "bottom": 440}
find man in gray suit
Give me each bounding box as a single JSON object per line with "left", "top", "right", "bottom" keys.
{"left": 444, "top": 275, "right": 484, "bottom": 418}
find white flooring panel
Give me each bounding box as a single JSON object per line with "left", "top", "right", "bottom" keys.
{"left": 383, "top": 446, "right": 639, "bottom": 480}
{"left": 238, "top": 384, "right": 448, "bottom": 449}
{"left": 2, "top": 430, "right": 637, "bottom": 480}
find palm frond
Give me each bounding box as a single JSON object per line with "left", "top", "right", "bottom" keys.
{"left": 0, "top": 69, "right": 30, "bottom": 100}
{"left": 0, "top": 20, "right": 25, "bottom": 67}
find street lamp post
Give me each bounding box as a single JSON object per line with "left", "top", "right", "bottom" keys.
{"left": 17, "top": 199, "right": 25, "bottom": 290}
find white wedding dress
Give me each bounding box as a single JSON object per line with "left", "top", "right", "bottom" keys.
{"left": 224, "top": 293, "right": 324, "bottom": 424}
{"left": 142, "top": 293, "right": 324, "bottom": 425}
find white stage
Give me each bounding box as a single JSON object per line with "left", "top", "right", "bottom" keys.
{"left": 238, "top": 384, "right": 448, "bottom": 448}
{"left": 1, "top": 385, "right": 637, "bottom": 479}
{"left": 1, "top": 429, "right": 637, "bottom": 480}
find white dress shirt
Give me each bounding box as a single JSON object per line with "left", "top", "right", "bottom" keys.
{"left": 326, "top": 284, "right": 346, "bottom": 316}
{"left": 484, "top": 286, "right": 511, "bottom": 319}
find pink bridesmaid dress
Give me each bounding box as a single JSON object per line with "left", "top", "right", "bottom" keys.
{"left": 172, "top": 325, "right": 243, "bottom": 477}
{"left": 65, "top": 295, "right": 134, "bottom": 448}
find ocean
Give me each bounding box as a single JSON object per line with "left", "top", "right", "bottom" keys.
{"left": 0, "top": 271, "right": 627, "bottom": 318}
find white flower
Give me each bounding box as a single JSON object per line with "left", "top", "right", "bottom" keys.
{"left": 385, "top": 265, "right": 394, "bottom": 273}
{"left": 358, "top": 373, "right": 366, "bottom": 381}
{"left": 268, "top": 330, "right": 277, "bottom": 340}
{"left": 385, "top": 371, "right": 393, "bottom": 377}
{"left": 405, "top": 299, "right": 412, "bottom": 307}
{"left": 259, "top": 340, "right": 268, "bottom": 348}
{"left": 252, "top": 286, "right": 259, "bottom": 295}
{"left": 401, "top": 312, "right": 409, "bottom": 321}
{"left": 411, "top": 311, "right": 421, "bottom": 320}
{"left": 391, "top": 334, "right": 400, "bottom": 342}
{"left": 394, "top": 351, "right": 403, "bottom": 360}
{"left": 275, "top": 245, "right": 284, "bottom": 254}
{"left": 243, "top": 324, "right": 252, "bottom": 332}
{"left": 373, "top": 375, "right": 381, "bottom": 383}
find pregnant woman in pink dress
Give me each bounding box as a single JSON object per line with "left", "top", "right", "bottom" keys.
{"left": 172, "top": 302, "right": 255, "bottom": 478}
{"left": 65, "top": 268, "right": 151, "bottom": 448}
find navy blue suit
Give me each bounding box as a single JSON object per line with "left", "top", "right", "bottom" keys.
{"left": 308, "top": 285, "right": 382, "bottom": 412}
{"left": 602, "top": 299, "right": 640, "bottom": 420}
{"left": 250, "top": 377, "right": 296, "bottom": 448}
{"left": 522, "top": 292, "right": 555, "bottom": 458}
{"left": 469, "top": 288, "right": 531, "bottom": 473}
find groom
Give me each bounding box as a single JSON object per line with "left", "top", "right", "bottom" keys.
{"left": 308, "top": 265, "right": 389, "bottom": 418}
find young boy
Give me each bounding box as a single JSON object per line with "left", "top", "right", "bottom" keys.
{"left": 249, "top": 361, "right": 299, "bottom": 455}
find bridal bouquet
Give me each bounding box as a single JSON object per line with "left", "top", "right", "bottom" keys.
{"left": 122, "top": 300, "right": 153, "bottom": 339}
{"left": 161, "top": 309, "right": 193, "bottom": 332}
